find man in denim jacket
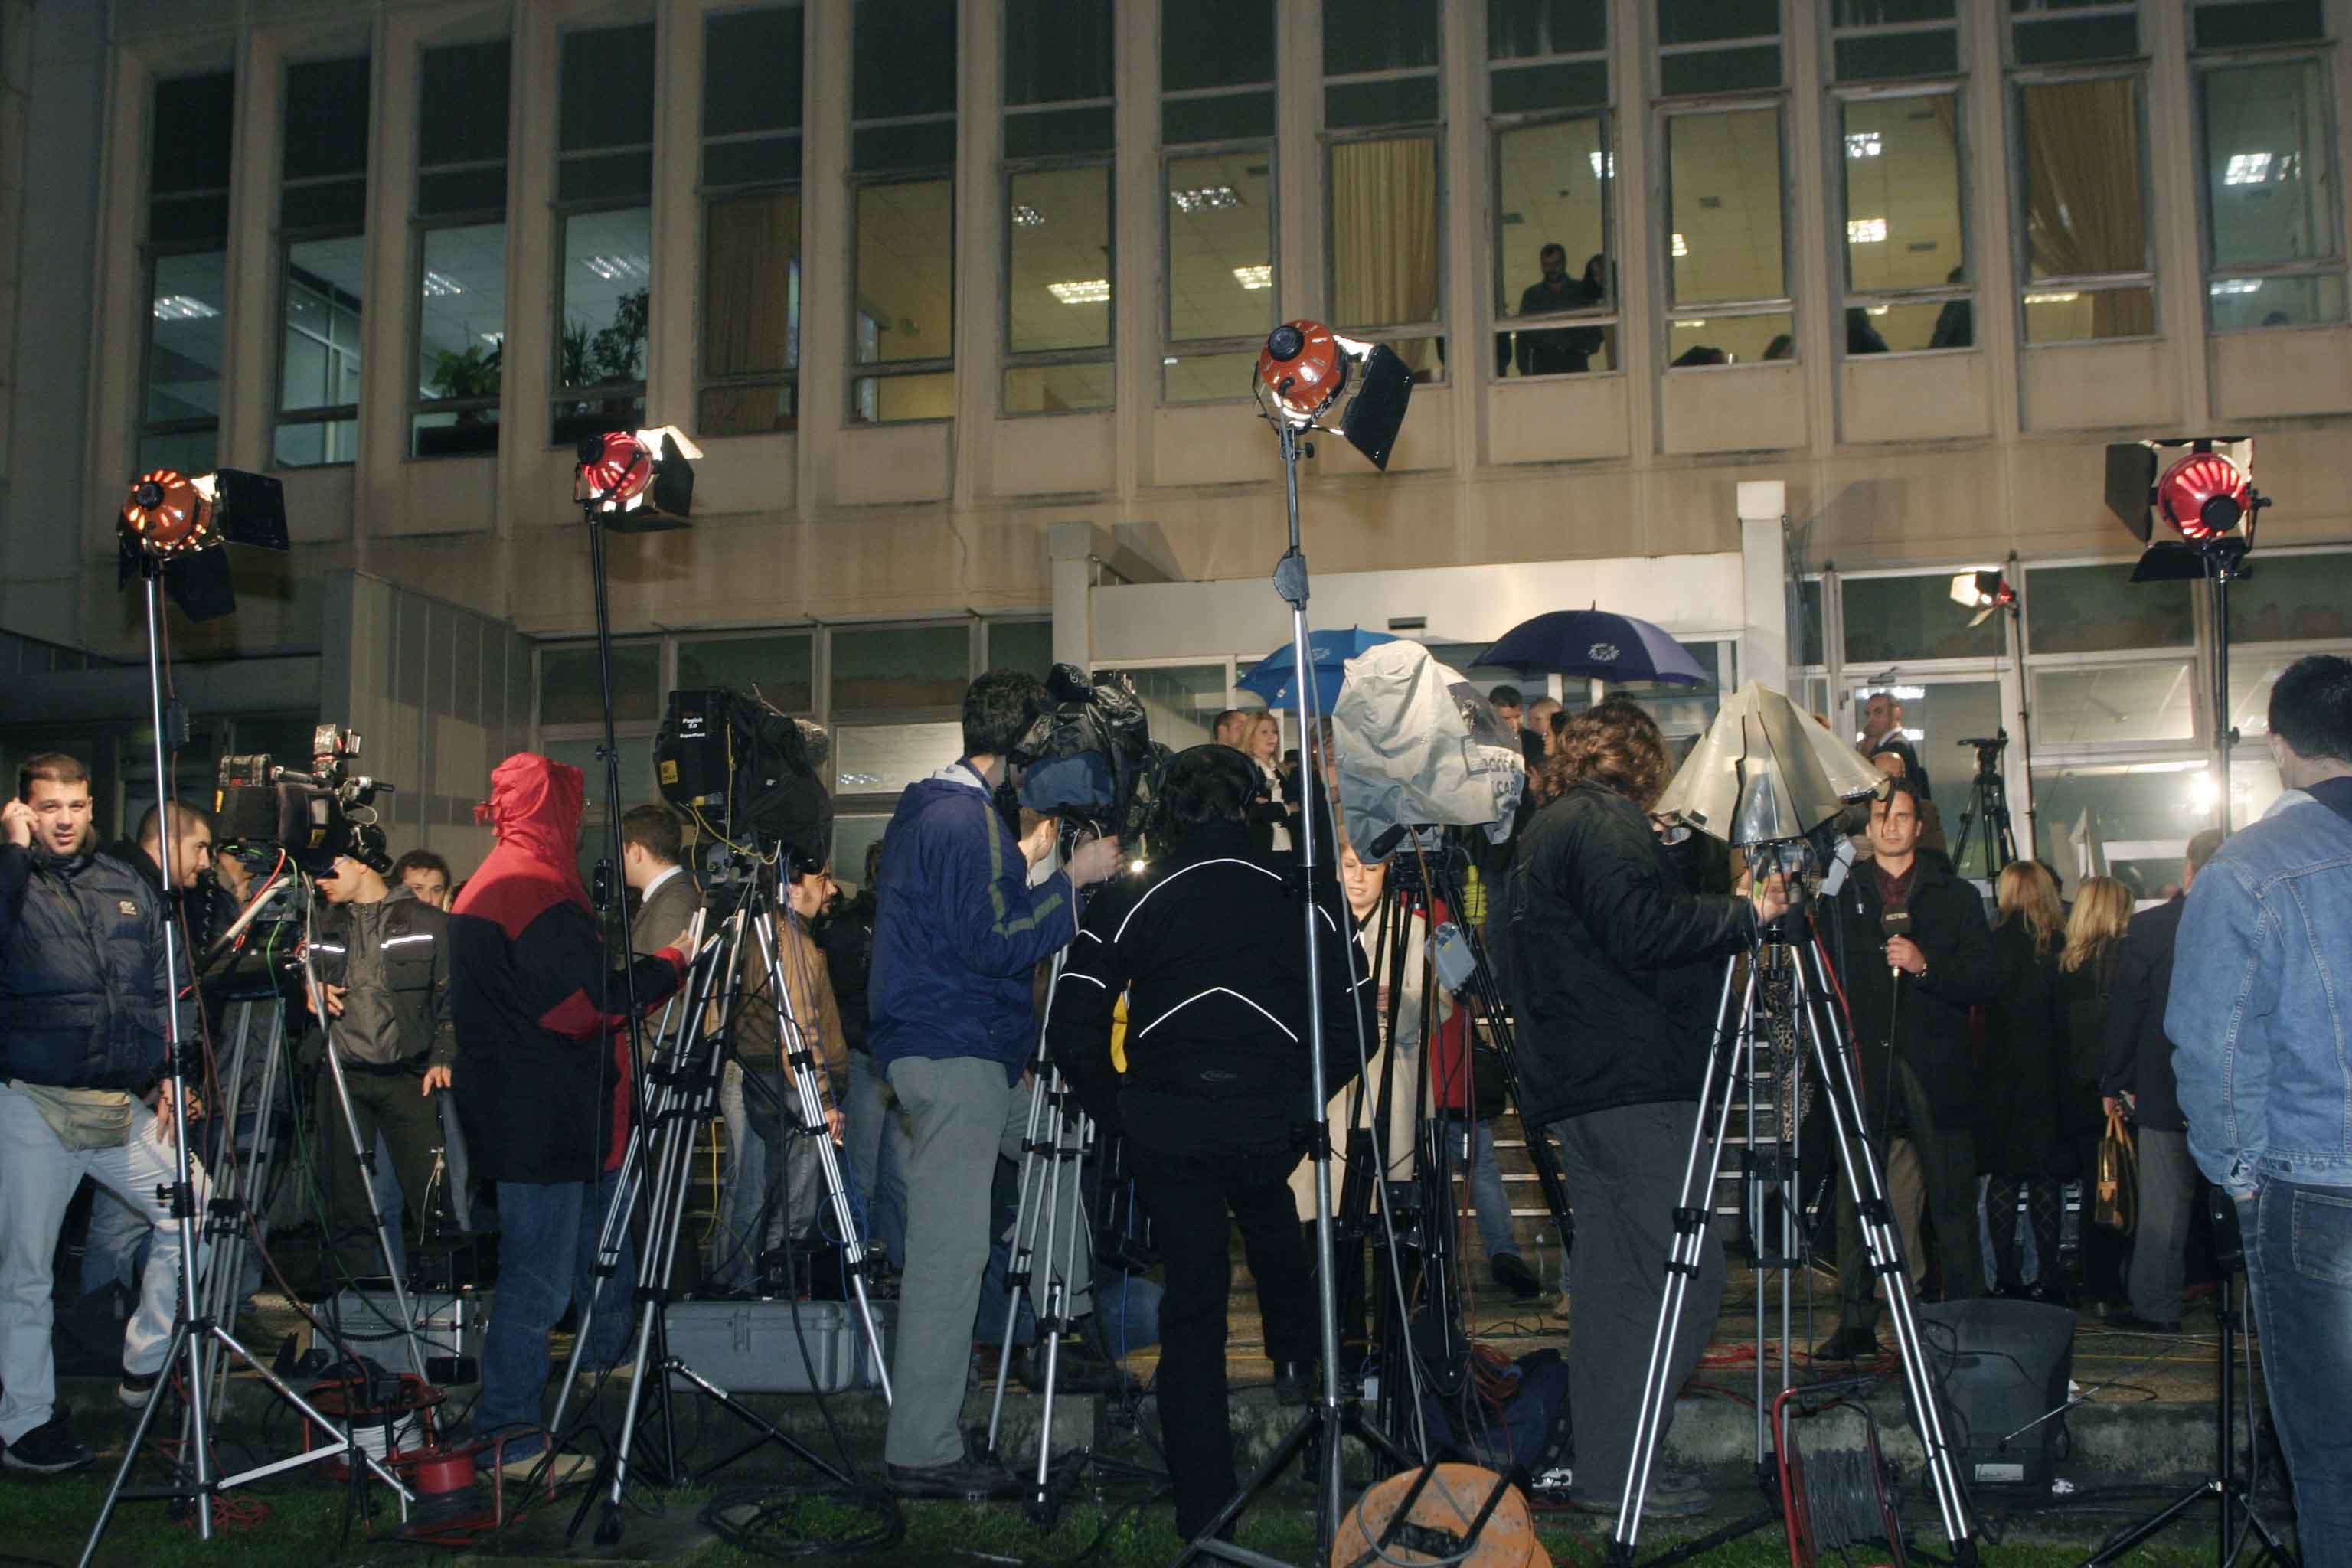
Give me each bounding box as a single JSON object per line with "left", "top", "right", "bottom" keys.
{"left": 2170, "top": 654, "right": 2352, "bottom": 1568}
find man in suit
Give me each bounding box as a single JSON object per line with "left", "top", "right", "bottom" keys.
{"left": 621, "top": 805, "right": 701, "bottom": 956}
{"left": 2101, "top": 827, "right": 2224, "bottom": 1331}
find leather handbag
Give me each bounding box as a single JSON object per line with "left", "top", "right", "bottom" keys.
{"left": 2092, "top": 1105, "right": 2138, "bottom": 1232}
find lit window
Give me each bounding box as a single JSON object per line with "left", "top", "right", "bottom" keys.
{"left": 1666, "top": 106, "right": 1788, "bottom": 365}
{"left": 2202, "top": 60, "right": 2345, "bottom": 332}
{"left": 1846, "top": 217, "right": 1886, "bottom": 244}
{"left": 413, "top": 38, "right": 509, "bottom": 458}
{"left": 1841, "top": 91, "right": 1968, "bottom": 352}
{"left": 699, "top": 5, "right": 805, "bottom": 437}
{"left": 2018, "top": 77, "right": 2153, "bottom": 344}
{"left": 852, "top": 0, "right": 958, "bottom": 421}
{"left": 554, "top": 23, "right": 655, "bottom": 443}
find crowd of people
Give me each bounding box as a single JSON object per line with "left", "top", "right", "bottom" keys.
{"left": 0, "top": 651, "right": 2345, "bottom": 1564}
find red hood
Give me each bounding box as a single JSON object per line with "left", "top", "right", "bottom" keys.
{"left": 468, "top": 752, "right": 590, "bottom": 913}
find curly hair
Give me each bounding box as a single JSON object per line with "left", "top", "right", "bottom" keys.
{"left": 1542, "top": 697, "right": 1671, "bottom": 809}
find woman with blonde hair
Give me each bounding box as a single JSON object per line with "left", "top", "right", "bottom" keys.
{"left": 2056, "top": 874, "right": 2135, "bottom": 1312}
{"left": 1978, "top": 861, "right": 2069, "bottom": 1299}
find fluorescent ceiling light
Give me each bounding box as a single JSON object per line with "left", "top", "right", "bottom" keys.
{"left": 2209, "top": 279, "right": 2263, "bottom": 296}
{"left": 1011, "top": 204, "right": 1044, "bottom": 228}
{"left": 152, "top": 295, "right": 220, "bottom": 320}
{"left": 1865, "top": 305, "right": 1890, "bottom": 315}
{"left": 479, "top": 331, "right": 505, "bottom": 345}
{"left": 1674, "top": 318, "right": 1707, "bottom": 328}
{"left": 582, "top": 254, "right": 649, "bottom": 282}
{"left": 1162, "top": 355, "right": 1179, "bottom": 365}
{"left": 421, "top": 270, "right": 465, "bottom": 296}
{"left": 1846, "top": 132, "right": 1882, "bottom": 158}
{"left": 2223, "top": 152, "right": 2273, "bottom": 185}
{"left": 1047, "top": 279, "right": 1112, "bottom": 304}
{"left": 1171, "top": 185, "right": 1240, "bottom": 213}
{"left": 1587, "top": 152, "right": 1615, "bottom": 178}
{"left": 1671, "top": 232, "right": 1688, "bottom": 257}
{"left": 2024, "top": 291, "right": 2080, "bottom": 305}
{"left": 1232, "top": 264, "right": 1272, "bottom": 290}
{"left": 1847, "top": 217, "right": 1888, "bottom": 244}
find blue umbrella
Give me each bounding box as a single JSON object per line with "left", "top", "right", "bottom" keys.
{"left": 1478, "top": 609, "right": 1710, "bottom": 687}
{"left": 1236, "top": 627, "right": 1399, "bottom": 712}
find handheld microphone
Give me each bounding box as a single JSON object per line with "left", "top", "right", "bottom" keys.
{"left": 1881, "top": 907, "right": 1913, "bottom": 977}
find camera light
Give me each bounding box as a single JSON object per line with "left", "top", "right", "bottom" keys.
{"left": 1948, "top": 568, "right": 2014, "bottom": 626}
{"left": 576, "top": 426, "right": 701, "bottom": 531}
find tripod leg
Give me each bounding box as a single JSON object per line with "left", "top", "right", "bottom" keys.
{"left": 988, "top": 1065, "right": 1057, "bottom": 1455}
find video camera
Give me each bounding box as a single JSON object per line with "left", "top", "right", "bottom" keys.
{"left": 1011, "top": 665, "right": 1168, "bottom": 847}
{"left": 654, "top": 688, "right": 833, "bottom": 874}
{"left": 214, "top": 724, "right": 394, "bottom": 874}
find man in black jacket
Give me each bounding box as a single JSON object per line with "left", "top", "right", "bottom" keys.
{"left": 1049, "top": 745, "right": 1374, "bottom": 1543}
{"left": 2100, "top": 827, "right": 2223, "bottom": 1331}
{"left": 1506, "top": 701, "right": 1784, "bottom": 1517}
{"left": 306, "top": 852, "right": 457, "bottom": 1280}
{"left": 1819, "top": 780, "right": 1996, "bottom": 1360}
{"left": 0, "top": 754, "right": 196, "bottom": 1473}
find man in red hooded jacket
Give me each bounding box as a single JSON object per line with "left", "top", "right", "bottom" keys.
{"left": 450, "top": 754, "right": 691, "bottom": 1483}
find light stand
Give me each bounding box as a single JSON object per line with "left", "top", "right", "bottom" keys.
{"left": 82, "top": 566, "right": 414, "bottom": 1567}
{"left": 2200, "top": 540, "right": 2250, "bottom": 842}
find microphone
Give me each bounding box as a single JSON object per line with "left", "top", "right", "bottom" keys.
{"left": 1881, "top": 907, "right": 1913, "bottom": 978}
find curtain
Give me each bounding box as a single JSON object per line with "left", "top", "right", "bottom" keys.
{"left": 701, "top": 191, "right": 801, "bottom": 431}
{"left": 1331, "top": 136, "right": 1441, "bottom": 356}
{"left": 2021, "top": 79, "right": 2154, "bottom": 338}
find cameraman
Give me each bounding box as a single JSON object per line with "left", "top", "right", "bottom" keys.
{"left": 304, "top": 850, "right": 456, "bottom": 1282}
{"left": 1047, "top": 744, "right": 1373, "bottom": 1542}
{"left": 1508, "top": 701, "right": 1783, "bottom": 1519}
{"left": 1817, "top": 779, "right": 1994, "bottom": 1361}
{"left": 868, "top": 670, "right": 1123, "bottom": 1499}
{"left": 0, "top": 755, "right": 198, "bottom": 1473}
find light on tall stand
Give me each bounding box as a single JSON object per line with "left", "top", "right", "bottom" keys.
{"left": 1170, "top": 325, "right": 1413, "bottom": 1568}
{"left": 2106, "top": 437, "right": 2268, "bottom": 841}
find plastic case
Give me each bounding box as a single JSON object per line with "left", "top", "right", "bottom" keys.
{"left": 662, "top": 1299, "right": 894, "bottom": 1394}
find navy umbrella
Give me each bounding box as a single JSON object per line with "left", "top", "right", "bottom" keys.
{"left": 1478, "top": 609, "right": 1710, "bottom": 686}
{"left": 1237, "top": 627, "right": 1399, "bottom": 712}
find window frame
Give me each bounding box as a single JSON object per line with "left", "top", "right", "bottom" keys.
{"left": 1824, "top": 0, "right": 1962, "bottom": 85}
{"left": 136, "top": 241, "right": 230, "bottom": 472}
{"left": 1487, "top": 106, "right": 1621, "bottom": 380}
{"left": 1000, "top": 153, "right": 1116, "bottom": 417}
{"left": 845, "top": 171, "right": 958, "bottom": 424}
{"left": 1322, "top": 124, "right": 1449, "bottom": 376}
{"left": 2190, "top": 50, "right": 2347, "bottom": 333}
{"left": 408, "top": 208, "right": 509, "bottom": 457}
{"left": 1658, "top": 97, "right": 1795, "bottom": 368}
{"left": 2007, "top": 66, "right": 2160, "bottom": 345}
{"left": 1830, "top": 80, "right": 1975, "bottom": 357}
{"left": 271, "top": 223, "right": 368, "bottom": 469}
{"left": 1158, "top": 138, "right": 1280, "bottom": 405}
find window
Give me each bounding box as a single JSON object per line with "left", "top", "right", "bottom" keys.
{"left": 539, "top": 641, "right": 662, "bottom": 727}
{"left": 1839, "top": 90, "right": 1970, "bottom": 352}
{"left": 413, "top": 38, "right": 509, "bottom": 458}
{"left": 1164, "top": 150, "right": 1276, "bottom": 403}
{"left": 2024, "top": 562, "right": 2191, "bottom": 652}
{"left": 141, "top": 72, "right": 235, "bottom": 475}
{"left": 1664, "top": 107, "right": 1791, "bottom": 365}
{"left": 1004, "top": 0, "right": 1115, "bottom": 415}
{"left": 1489, "top": 0, "right": 1608, "bottom": 112}
{"left": 851, "top": 0, "right": 956, "bottom": 422}
{"left": 676, "top": 632, "right": 812, "bottom": 713}
{"left": 2226, "top": 548, "right": 2352, "bottom": 642}
{"left": 2190, "top": 0, "right": 2325, "bottom": 51}
{"left": 1657, "top": 0, "right": 1782, "bottom": 98}
{"left": 984, "top": 618, "right": 1056, "bottom": 678}
{"left": 1161, "top": 0, "right": 1273, "bottom": 142}
{"left": 1325, "top": 0, "right": 1442, "bottom": 378}
{"left": 2010, "top": 0, "right": 2138, "bottom": 67}
{"left": 2200, "top": 59, "right": 2345, "bottom": 331}
{"left": 554, "top": 24, "right": 655, "bottom": 444}
{"left": 1493, "top": 116, "right": 1615, "bottom": 376}
{"left": 1096, "top": 663, "right": 1229, "bottom": 750}
{"left": 273, "top": 57, "right": 371, "bottom": 469}
{"left": 1830, "top": 0, "right": 1960, "bottom": 82}
{"left": 2030, "top": 762, "right": 2210, "bottom": 897}
{"left": 2033, "top": 662, "right": 2196, "bottom": 744}
{"left": 830, "top": 624, "right": 970, "bottom": 712}
{"left": 1842, "top": 573, "right": 2004, "bottom": 663}
{"left": 2017, "top": 76, "right": 2153, "bottom": 342}
{"left": 701, "top": 6, "right": 805, "bottom": 436}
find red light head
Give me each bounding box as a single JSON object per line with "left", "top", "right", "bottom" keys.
{"left": 2156, "top": 451, "right": 2251, "bottom": 542}
{"left": 578, "top": 430, "right": 654, "bottom": 508}
{"left": 120, "top": 469, "right": 214, "bottom": 556}
{"left": 1256, "top": 321, "right": 1348, "bottom": 425}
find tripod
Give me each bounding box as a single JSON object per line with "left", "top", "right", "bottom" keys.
{"left": 2082, "top": 1197, "right": 2295, "bottom": 1568}
{"left": 545, "top": 863, "right": 886, "bottom": 1546}
{"left": 83, "top": 567, "right": 414, "bottom": 1566}
{"left": 1949, "top": 736, "right": 2017, "bottom": 880}
{"left": 189, "top": 991, "right": 291, "bottom": 1413}
{"left": 1612, "top": 890, "right": 1978, "bottom": 1568}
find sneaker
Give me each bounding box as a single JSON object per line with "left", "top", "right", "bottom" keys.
{"left": 1491, "top": 1252, "right": 1544, "bottom": 1302}
{"left": 1811, "top": 1326, "right": 1883, "bottom": 1362}
{"left": 887, "top": 1455, "right": 1017, "bottom": 1501}
{"left": 2, "top": 1415, "right": 91, "bottom": 1475}
{"left": 119, "top": 1369, "right": 162, "bottom": 1410}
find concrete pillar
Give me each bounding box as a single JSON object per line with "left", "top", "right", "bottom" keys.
{"left": 1739, "top": 479, "right": 1789, "bottom": 695}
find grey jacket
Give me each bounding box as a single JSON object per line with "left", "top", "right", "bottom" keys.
{"left": 631, "top": 865, "right": 702, "bottom": 958}
{"left": 310, "top": 887, "right": 456, "bottom": 1070}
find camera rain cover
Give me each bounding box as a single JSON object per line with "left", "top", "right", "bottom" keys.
{"left": 655, "top": 688, "right": 831, "bottom": 870}
{"left": 1332, "top": 640, "right": 1525, "bottom": 862}
{"left": 1013, "top": 665, "right": 1165, "bottom": 841}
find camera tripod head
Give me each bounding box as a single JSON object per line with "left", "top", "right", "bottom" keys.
{"left": 1957, "top": 733, "right": 2010, "bottom": 773}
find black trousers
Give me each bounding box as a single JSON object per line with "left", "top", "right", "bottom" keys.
{"left": 316, "top": 1063, "right": 443, "bottom": 1278}
{"left": 1838, "top": 1060, "right": 1982, "bottom": 1331}
{"left": 1129, "top": 1129, "right": 1317, "bottom": 1540}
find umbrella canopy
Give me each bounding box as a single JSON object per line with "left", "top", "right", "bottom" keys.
{"left": 1237, "top": 627, "right": 1399, "bottom": 713}
{"left": 1654, "top": 681, "right": 1886, "bottom": 848}
{"left": 1478, "top": 609, "right": 1710, "bottom": 687}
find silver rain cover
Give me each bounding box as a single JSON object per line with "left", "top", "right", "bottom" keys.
{"left": 1331, "top": 640, "right": 1526, "bottom": 862}
{"left": 1654, "top": 681, "right": 1886, "bottom": 848}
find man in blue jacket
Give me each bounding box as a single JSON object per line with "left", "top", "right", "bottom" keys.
{"left": 2171, "top": 654, "right": 2352, "bottom": 1568}
{"left": 870, "top": 670, "right": 1123, "bottom": 1499}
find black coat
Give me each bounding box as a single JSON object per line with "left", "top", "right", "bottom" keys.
{"left": 1978, "top": 920, "right": 2070, "bottom": 1178}
{"left": 1504, "top": 782, "right": 1758, "bottom": 1127}
{"left": 0, "top": 843, "right": 177, "bottom": 1090}
{"left": 2054, "top": 949, "right": 2120, "bottom": 1145}
{"left": 816, "top": 893, "right": 877, "bottom": 1054}
{"left": 1831, "top": 858, "right": 1997, "bottom": 1119}
{"left": 2100, "top": 897, "right": 2186, "bottom": 1133}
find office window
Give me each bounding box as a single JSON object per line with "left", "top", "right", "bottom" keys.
{"left": 1843, "top": 573, "right": 2004, "bottom": 662}
{"left": 1494, "top": 116, "right": 1615, "bottom": 375}
{"left": 676, "top": 632, "right": 813, "bottom": 713}
{"left": 1657, "top": 0, "right": 1782, "bottom": 97}
{"left": 2227, "top": 549, "right": 2352, "bottom": 642}
{"left": 2011, "top": 0, "right": 2138, "bottom": 66}
{"left": 554, "top": 24, "right": 655, "bottom": 444}
{"left": 2201, "top": 60, "right": 2345, "bottom": 331}
{"left": 413, "top": 38, "right": 509, "bottom": 458}
{"left": 1325, "top": 0, "right": 1440, "bottom": 130}
{"left": 1165, "top": 151, "right": 1275, "bottom": 403}
{"left": 701, "top": 6, "right": 805, "bottom": 437}
{"left": 1161, "top": 0, "right": 1274, "bottom": 143}
{"left": 830, "top": 624, "right": 970, "bottom": 710}
{"left": 274, "top": 57, "right": 371, "bottom": 469}
{"left": 1004, "top": 0, "right": 1114, "bottom": 415}
{"left": 1329, "top": 136, "right": 1442, "bottom": 377}
{"left": 2190, "top": 0, "right": 2324, "bottom": 51}
{"left": 141, "top": 72, "right": 236, "bottom": 475}
{"left": 851, "top": 0, "right": 956, "bottom": 420}
{"left": 2017, "top": 77, "right": 2153, "bottom": 343}
{"left": 1831, "top": 0, "right": 1960, "bottom": 82}
{"left": 1664, "top": 107, "right": 1791, "bottom": 365}
{"left": 1488, "top": 0, "right": 1608, "bottom": 112}
{"left": 1840, "top": 91, "right": 1969, "bottom": 351}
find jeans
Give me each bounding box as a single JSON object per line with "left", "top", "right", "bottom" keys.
{"left": 2240, "top": 1178, "right": 2352, "bottom": 1568}
{"left": 1465, "top": 1120, "right": 1522, "bottom": 1263}
{"left": 2128, "top": 1128, "right": 2195, "bottom": 1325}
{"left": 475, "top": 1168, "right": 634, "bottom": 1452}
{"left": 843, "top": 1050, "right": 910, "bottom": 1269}
{"left": 0, "top": 1087, "right": 203, "bottom": 1442}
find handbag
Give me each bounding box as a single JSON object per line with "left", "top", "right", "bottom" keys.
{"left": 2092, "top": 1105, "right": 2138, "bottom": 1232}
